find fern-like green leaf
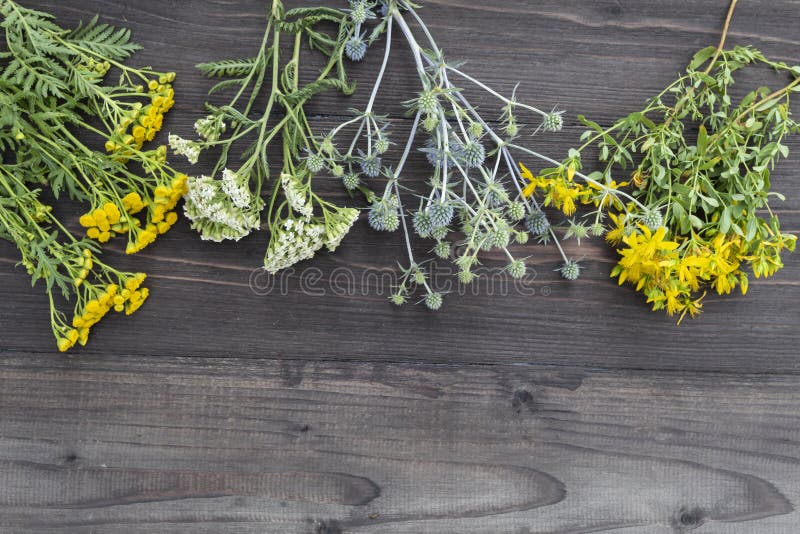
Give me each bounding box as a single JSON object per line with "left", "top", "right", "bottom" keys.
{"left": 197, "top": 57, "right": 260, "bottom": 78}
{"left": 208, "top": 77, "right": 248, "bottom": 95}
{"left": 67, "top": 15, "right": 140, "bottom": 60}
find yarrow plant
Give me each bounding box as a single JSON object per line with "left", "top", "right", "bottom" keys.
{"left": 524, "top": 0, "right": 799, "bottom": 321}
{"left": 0, "top": 1, "right": 183, "bottom": 350}
{"left": 171, "top": 0, "right": 361, "bottom": 273}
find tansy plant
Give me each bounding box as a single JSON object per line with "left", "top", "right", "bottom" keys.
{"left": 173, "top": 0, "right": 614, "bottom": 310}
{"left": 0, "top": 1, "right": 184, "bottom": 350}
{"left": 522, "top": 0, "right": 799, "bottom": 321}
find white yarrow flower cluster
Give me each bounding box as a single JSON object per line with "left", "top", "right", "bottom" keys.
{"left": 194, "top": 115, "right": 226, "bottom": 142}
{"left": 221, "top": 168, "right": 251, "bottom": 209}
{"left": 168, "top": 134, "right": 201, "bottom": 164}
{"left": 325, "top": 207, "right": 360, "bottom": 252}
{"left": 281, "top": 173, "right": 313, "bottom": 219}
{"left": 183, "top": 174, "right": 261, "bottom": 242}
{"left": 264, "top": 216, "right": 326, "bottom": 274}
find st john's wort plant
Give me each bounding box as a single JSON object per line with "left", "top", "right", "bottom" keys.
{"left": 532, "top": 0, "right": 800, "bottom": 321}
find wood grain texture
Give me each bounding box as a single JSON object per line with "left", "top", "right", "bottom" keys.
{"left": 1, "top": 354, "right": 799, "bottom": 532}
{"left": 1, "top": 0, "right": 799, "bottom": 532}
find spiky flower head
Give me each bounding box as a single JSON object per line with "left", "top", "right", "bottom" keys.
{"left": 507, "top": 259, "right": 526, "bottom": 279}
{"left": 342, "top": 172, "right": 360, "bottom": 191}
{"left": 367, "top": 196, "right": 399, "bottom": 232}
{"left": 433, "top": 241, "right": 451, "bottom": 259}
{"left": 375, "top": 1, "right": 390, "bottom": 17}
{"left": 505, "top": 121, "right": 519, "bottom": 138}
{"left": 483, "top": 180, "right": 508, "bottom": 208}
{"left": 641, "top": 209, "right": 663, "bottom": 231}
{"left": 359, "top": 153, "right": 382, "bottom": 178}
{"left": 458, "top": 268, "right": 474, "bottom": 284}
{"left": 422, "top": 138, "right": 446, "bottom": 168}
{"left": 412, "top": 210, "right": 434, "bottom": 237}
{"left": 319, "top": 136, "right": 336, "bottom": 155}
{"left": 349, "top": 0, "right": 371, "bottom": 24}
{"left": 422, "top": 114, "right": 439, "bottom": 132}
{"left": 431, "top": 225, "right": 449, "bottom": 241}
{"left": 345, "top": 36, "right": 368, "bottom": 62}
{"left": 426, "top": 201, "right": 454, "bottom": 229}
{"left": 306, "top": 152, "right": 325, "bottom": 174}
{"left": 389, "top": 292, "right": 407, "bottom": 306}
{"left": 374, "top": 135, "right": 390, "bottom": 155}
{"left": 524, "top": 210, "right": 550, "bottom": 236}
{"left": 589, "top": 221, "right": 605, "bottom": 237}
{"left": 330, "top": 164, "right": 345, "bottom": 177}
{"left": 424, "top": 291, "right": 443, "bottom": 311}
{"left": 514, "top": 230, "right": 529, "bottom": 244}
{"left": 559, "top": 259, "right": 581, "bottom": 281}
{"left": 488, "top": 228, "right": 511, "bottom": 249}
{"left": 508, "top": 201, "right": 526, "bottom": 222}
{"left": 448, "top": 137, "right": 466, "bottom": 167}
{"left": 468, "top": 121, "right": 484, "bottom": 139}
{"left": 417, "top": 90, "right": 439, "bottom": 115}
{"left": 542, "top": 111, "right": 564, "bottom": 132}
{"left": 565, "top": 219, "right": 590, "bottom": 245}
{"left": 461, "top": 138, "right": 486, "bottom": 168}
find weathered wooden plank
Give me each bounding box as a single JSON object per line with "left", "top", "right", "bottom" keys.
{"left": 0, "top": 354, "right": 798, "bottom": 532}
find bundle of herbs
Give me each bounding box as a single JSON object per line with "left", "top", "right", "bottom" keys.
{"left": 0, "top": 1, "right": 183, "bottom": 350}
{"left": 522, "top": 0, "right": 799, "bottom": 320}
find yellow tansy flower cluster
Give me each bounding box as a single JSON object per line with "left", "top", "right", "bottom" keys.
{"left": 121, "top": 191, "right": 146, "bottom": 214}
{"left": 78, "top": 202, "right": 131, "bottom": 243}
{"left": 105, "top": 73, "right": 176, "bottom": 157}
{"left": 80, "top": 174, "right": 188, "bottom": 254}
{"left": 125, "top": 173, "right": 187, "bottom": 254}
{"left": 57, "top": 273, "right": 149, "bottom": 352}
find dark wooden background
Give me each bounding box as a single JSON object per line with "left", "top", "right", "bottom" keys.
{"left": 2, "top": 1, "right": 799, "bottom": 532}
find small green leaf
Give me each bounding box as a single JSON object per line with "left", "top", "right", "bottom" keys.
{"left": 689, "top": 46, "right": 717, "bottom": 70}
{"left": 697, "top": 124, "right": 708, "bottom": 153}
{"left": 719, "top": 207, "right": 732, "bottom": 234}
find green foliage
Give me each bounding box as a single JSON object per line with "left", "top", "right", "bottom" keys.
{"left": 0, "top": 0, "right": 180, "bottom": 350}
{"left": 573, "top": 27, "right": 800, "bottom": 317}
{"left": 197, "top": 57, "right": 261, "bottom": 78}
{"left": 175, "top": 0, "right": 363, "bottom": 254}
